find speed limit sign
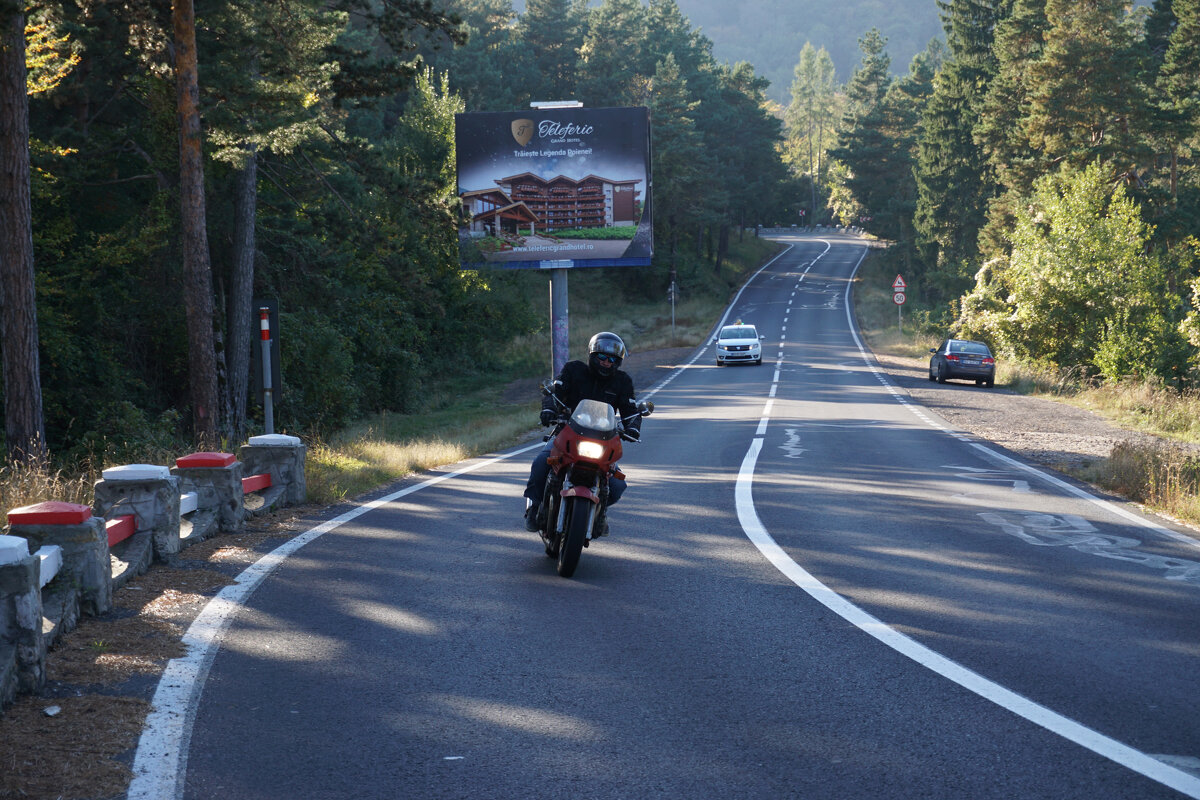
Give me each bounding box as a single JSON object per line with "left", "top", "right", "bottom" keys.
{"left": 893, "top": 291, "right": 906, "bottom": 305}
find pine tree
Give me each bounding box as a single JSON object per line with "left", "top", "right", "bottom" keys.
{"left": 577, "top": 0, "right": 649, "bottom": 105}
{"left": 516, "top": 0, "right": 586, "bottom": 102}
{"left": 913, "top": 0, "right": 1002, "bottom": 274}
{"left": 420, "top": 0, "right": 528, "bottom": 111}
{"left": 786, "top": 43, "right": 838, "bottom": 224}
{"left": 0, "top": 7, "right": 47, "bottom": 461}
{"left": 198, "top": 0, "right": 346, "bottom": 439}
{"left": 645, "top": 0, "right": 714, "bottom": 82}
{"left": 649, "top": 53, "right": 707, "bottom": 262}
{"left": 1156, "top": 0, "right": 1200, "bottom": 202}
{"left": 881, "top": 42, "right": 944, "bottom": 269}
{"left": 829, "top": 29, "right": 892, "bottom": 227}
{"left": 1023, "top": 0, "right": 1148, "bottom": 177}
{"left": 976, "top": 0, "right": 1047, "bottom": 256}
{"left": 706, "top": 61, "right": 787, "bottom": 265}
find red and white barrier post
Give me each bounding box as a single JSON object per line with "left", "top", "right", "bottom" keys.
{"left": 260, "top": 307, "right": 275, "bottom": 435}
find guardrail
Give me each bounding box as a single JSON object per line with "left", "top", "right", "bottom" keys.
{"left": 0, "top": 434, "right": 306, "bottom": 707}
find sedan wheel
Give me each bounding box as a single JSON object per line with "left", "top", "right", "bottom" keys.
{"left": 936, "top": 364, "right": 948, "bottom": 384}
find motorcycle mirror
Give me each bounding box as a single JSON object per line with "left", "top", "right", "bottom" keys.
{"left": 638, "top": 400, "right": 654, "bottom": 416}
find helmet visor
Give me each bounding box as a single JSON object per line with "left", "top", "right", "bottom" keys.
{"left": 590, "top": 337, "right": 626, "bottom": 359}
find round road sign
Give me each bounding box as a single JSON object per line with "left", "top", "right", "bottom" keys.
{"left": 893, "top": 292, "right": 906, "bottom": 305}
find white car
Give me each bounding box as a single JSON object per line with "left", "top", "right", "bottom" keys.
{"left": 714, "top": 323, "right": 763, "bottom": 366}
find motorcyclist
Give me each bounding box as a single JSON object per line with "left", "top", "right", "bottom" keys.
{"left": 524, "top": 331, "right": 642, "bottom": 532}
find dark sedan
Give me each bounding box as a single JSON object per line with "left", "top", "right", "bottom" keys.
{"left": 929, "top": 338, "right": 996, "bottom": 387}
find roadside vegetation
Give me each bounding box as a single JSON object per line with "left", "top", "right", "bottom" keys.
{"left": 300, "top": 234, "right": 780, "bottom": 503}
{"left": 855, "top": 246, "right": 1200, "bottom": 528}
{"left": 0, "top": 235, "right": 780, "bottom": 510}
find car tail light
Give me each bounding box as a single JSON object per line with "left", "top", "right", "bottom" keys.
{"left": 983, "top": 357, "right": 995, "bottom": 365}
{"left": 945, "top": 354, "right": 959, "bottom": 362}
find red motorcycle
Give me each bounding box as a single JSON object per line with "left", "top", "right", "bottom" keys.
{"left": 534, "top": 384, "right": 652, "bottom": 577}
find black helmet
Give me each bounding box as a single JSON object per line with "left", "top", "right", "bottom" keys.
{"left": 587, "top": 331, "right": 626, "bottom": 377}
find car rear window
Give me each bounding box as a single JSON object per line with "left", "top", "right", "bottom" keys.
{"left": 722, "top": 327, "right": 756, "bottom": 339}
{"left": 951, "top": 341, "right": 990, "bottom": 355}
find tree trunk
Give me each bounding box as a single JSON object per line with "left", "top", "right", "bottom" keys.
{"left": 1170, "top": 146, "right": 1177, "bottom": 202}
{"left": 715, "top": 223, "right": 728, "bottom": 272}
{"left": 0, "top": 10, "right": 47, "bottom": 463}
{"left": 174, "top": 0, "right": 219, "bottom": 447}
{"left": 227, "top": 149, "right": 257, "bottom": 442}
{"left": 808, "top": 114, "right": 817, "bottom": 223}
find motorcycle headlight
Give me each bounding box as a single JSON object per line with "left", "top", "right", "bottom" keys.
{"left": 576, "top": 441, "right": 605, "bottom": 460}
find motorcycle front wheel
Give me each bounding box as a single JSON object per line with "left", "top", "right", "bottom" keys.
{"left": 557, "top": 496, "right": 592, "bottom": 577}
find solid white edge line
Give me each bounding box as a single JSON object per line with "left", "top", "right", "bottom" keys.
{"left": 732, "top": 239, "right": 1200, "bottom": 796}
{"left": 839, "top": 250, "right": 1200, "bottom": 553}
{"left": 736, "top": 436, "right": 1200, "bottom": 798}
{"left": 129, "top": 242, "right": 818, "bottom": 797}
{"left": 124, "top": 236, "right": 845, "bottom": 797}
{"left": 127, "top": 442, "right": 544, "bottom": 800}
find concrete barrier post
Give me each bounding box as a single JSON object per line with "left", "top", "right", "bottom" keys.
{"left": 239, "top": 434, "right": 306, "bottom": 507}
{"left": 92, "top": 465, "right": 181, "bottom": 561}
{"left": 6, "top": 502, "right": 111, "bottom": 617}
{"left": 0, "top": 535, "right": 45, "bottom": 699}
{"left": 172, "top": 452, "right": 246, "bottom": 534}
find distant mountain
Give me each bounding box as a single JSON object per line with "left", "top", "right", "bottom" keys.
{"left": 508, "top": 0, "right": 945, "bottom": 104}
{"left": 674, "top": 0, "right": 945, "bottom": 102}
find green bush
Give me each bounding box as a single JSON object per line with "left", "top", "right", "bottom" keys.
{"left": 278, "top": 310, "right": 361, "bottom": 433}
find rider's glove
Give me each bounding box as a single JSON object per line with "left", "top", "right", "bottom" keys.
{"left": 540, "top": 409, "right": 555, "bottom": 427}
{"left": 625, "top": 427, "right": 640, "bottom": 442}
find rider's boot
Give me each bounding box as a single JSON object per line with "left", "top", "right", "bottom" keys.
{"left": 594, "top": 505, "right": 609, "bottom": 537}
{"left": 524, "top": 499, "right": 540, "bottom": 532}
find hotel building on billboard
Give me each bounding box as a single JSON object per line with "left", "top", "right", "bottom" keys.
{"left": 462, "top": 173, "right": 641, "bottom": 236}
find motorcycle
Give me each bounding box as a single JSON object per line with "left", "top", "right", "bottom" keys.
{"left": 533, "top": 382, "right": 653, "bottom": 577}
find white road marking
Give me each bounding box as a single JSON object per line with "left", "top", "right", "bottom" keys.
{"left": 127, "top": 242, "right": 823, "bottom": 797}
{"left": 733, "top": 240, "right": 1200, "bottom": 798}
{"left": 979, "top": 511, "right": 1200, "bottom": 585}
{"left": 127, "top": 444, "right": 544, "bottom": 799}
{"left": 736, "top": 437, "right": 1200, "bottom": 798}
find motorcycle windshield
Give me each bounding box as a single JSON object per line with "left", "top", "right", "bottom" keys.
{"left": 571, "top": 399, "right": 617, "bottom": 435}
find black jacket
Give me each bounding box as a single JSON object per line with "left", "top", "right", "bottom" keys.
{"left": 543, "top": 360, "right": 641, "bottom": 432}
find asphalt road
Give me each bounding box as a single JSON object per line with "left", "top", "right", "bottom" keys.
{"left": 131, "top": 234, "right": 1200, "bottom": 799}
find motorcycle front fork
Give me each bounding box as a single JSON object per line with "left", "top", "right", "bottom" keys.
{"left": 542, "top": 477, "right": 608, "bottom": 542}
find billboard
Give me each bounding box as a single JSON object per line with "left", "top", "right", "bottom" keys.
{"left": 455, "top": 106, "right": 652, "bottom": 270}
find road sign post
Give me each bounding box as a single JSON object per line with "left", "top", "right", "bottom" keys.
{"left": 892, "top": 275, "right": 906, "bottom": 333}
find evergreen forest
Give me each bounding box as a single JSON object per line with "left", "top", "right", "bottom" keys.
{"left": 0, "top": 0, "right": 796, "bottom": 464}
{"left": 1, "top": 0, "right": 1199, "bottom": 469}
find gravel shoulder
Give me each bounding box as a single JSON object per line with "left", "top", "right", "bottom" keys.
{"left": 868, "top": 350, "right": 1176, "bottom": 473}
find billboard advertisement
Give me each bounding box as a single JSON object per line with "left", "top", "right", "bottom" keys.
{"left": 455, "top": 106, "right": 652, "bottom": 270}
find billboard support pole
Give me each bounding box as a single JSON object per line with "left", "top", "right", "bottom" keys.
{"left": 550, "top": 268, "right": 568, "bottom": 377}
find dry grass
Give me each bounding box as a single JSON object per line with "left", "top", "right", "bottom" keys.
{"left": 304, "top": 403, "right": 537, "bottom": 505}
{"left": 1083, "top": 439, "right": 1200, "bottom": 520}
{"left": 0, "top": 460, "right": 96, "bottom": 514}
{"left": 0, "top": 694, "right": 151, "bottom": 800}
{"left": 1066, "top": 380, "right": 1200, "bottom": 443}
